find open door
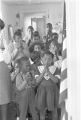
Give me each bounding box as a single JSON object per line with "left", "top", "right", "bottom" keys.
{"left": 31, "top": 16, "right": 46, "bottom": 39}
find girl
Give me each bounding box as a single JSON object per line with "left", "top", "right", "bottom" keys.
{"left": 15, "top": 56, "right": 38, "bottom": 120}
{"left": 0, "top": 19, "right": 11, "bottom": 120}
{"left": 35, "top": 51, "right": 59, "bottom": 120}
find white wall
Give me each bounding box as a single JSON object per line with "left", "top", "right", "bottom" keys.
{"left": 2, "top": 2, "right": 64, "bottom": 31}
{"left": 67, "top": 0, "right": 81, "bottom": 120}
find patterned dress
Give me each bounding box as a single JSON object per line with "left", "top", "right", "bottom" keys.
{"left": 35, "top": 63, "right": 59, "bottom": 111}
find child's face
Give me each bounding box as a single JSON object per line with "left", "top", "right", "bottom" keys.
{"left": 14, "top": 35, "right": 22, "bottom": 48}
{"left": 46, "top": 25, "right": 52, "bottom": 34}
{"left": 33, "top": 36, "right": 40, "bottom": 41}
{"left": 21, "top": 60, "right": 30, "bottom": 73}
{"left": 41, "top": 54, "right": 53, "bottom": 66}
{"left": 34, "top": 45, "right": 41, "bottom": 52}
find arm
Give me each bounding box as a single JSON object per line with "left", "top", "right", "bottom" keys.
{"left": 36, "top": 65, "right": 47, "bottom": 84}
{"left": 47, "top": 68, "right": 58, "bottom": 83}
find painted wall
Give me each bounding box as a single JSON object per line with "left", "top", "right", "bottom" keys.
{"left": 2, "top": 1, "right": 64, "bottom": 32}
{"left": 66, "top": 0, "right": 81, "bottom": 120}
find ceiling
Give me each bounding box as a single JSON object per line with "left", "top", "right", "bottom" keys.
{"left": 2, "top": 0, "right": 63, "bottom": 5}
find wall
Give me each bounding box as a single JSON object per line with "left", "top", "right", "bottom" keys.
{"left": 2, "top": 1, "right": 64, "bottom": 33}
{"left": 66, "top": 0, "right": 81, "bottom": 120}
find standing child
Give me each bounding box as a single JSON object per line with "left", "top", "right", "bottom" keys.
{"left": 44, "top": 23, "right": 53, "bottom": 51}
{"left": 23, "top": 26, "right": 34, "bottom": 47}
{"left": 15, "top": 56, "right": 38, "bottom": 120}
{"left": 29, "top": 41, "right": 44, "bottom": 53}
{"left": 35, "top": 51, "right": 59, "bottom": 120}
{"left": 46, "top": 23, "right": 53, "bottom": 42}
{"left": 12, "top": 29, "right": 30, "bottom": 61}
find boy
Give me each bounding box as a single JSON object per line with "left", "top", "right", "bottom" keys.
{"left": 33, "top": 31, "right": 40, "bottom": 42}
{"left": 46, "top": 23, "right": 53, "bottom": 42}
{"left": 43, "top": 23, "right": 53, "bottom": 51}
{"left": 15, "top": 56, "right": 38, "bottom": 120}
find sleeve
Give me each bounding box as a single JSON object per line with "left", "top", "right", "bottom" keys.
{"left": 3, "top": 42, "right": 18, "bottom": 64}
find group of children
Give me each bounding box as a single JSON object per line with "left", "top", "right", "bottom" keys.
{"left": 0, "top": 19, "right": 62, "bottom": 120}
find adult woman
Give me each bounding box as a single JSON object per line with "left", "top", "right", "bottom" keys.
{"left": 0, "top": 19, "right": 11, "bottom": 120}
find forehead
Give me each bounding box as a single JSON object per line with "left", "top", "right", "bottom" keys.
{"left": 34, "top": 44, "right": 40, "bottom": 47}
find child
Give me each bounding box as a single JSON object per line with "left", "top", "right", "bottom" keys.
{"left": 13, "top": 29, "right": 30, "bottom": 61}
{"left": 52, "top": 32, "right": 58, "bottom": 41}
{"left": 49, "top": 35, "right": 59, "bottom": 56}
{"left": 29, "top": 41, "right": 44, "bottom": 53}
{"left": 42, "top": 23, "right": 53, "bottom": 51}
{"left": 46, "top": 23, "right": 53, "bottom": 42}
{"left": 35, "top": 51, "right": 59, "bottom": 120}
{"left": 15, "top": 56, "right": 38, "bottom": 120}
{"left": 42, "top": 36, "right": 48, "bottom": 51}
{"left": 33, "top": 31, "right": 40, "bottom": 42}
{"left": 24, "top": 26, "right": 34, "bottom": 47}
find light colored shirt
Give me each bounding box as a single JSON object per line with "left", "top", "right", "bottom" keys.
{"left": 16, "top": 72, "right": 28, "bottom": 91}
{"left": 0, "top": 49, "right": 12, "bottom": 64}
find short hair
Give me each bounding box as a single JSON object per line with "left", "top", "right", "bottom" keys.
{"left": 33, "top": 31, "right": 40, "bottom": 38}
{"left": 14, "top": 29, "right": 22, "bottom": 38}
{"left": 29, "top": 41, "right": 44, "bottom": 53}
{"left": 47, "top": 23, "right": 52, "bottom": 29}
{"left": 27, "top": 26, "right": 34, "bottom": 31}
{"left": 0, "top": 19, "right": 5, "bottom": 30}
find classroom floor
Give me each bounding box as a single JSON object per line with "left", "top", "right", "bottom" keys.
{"left": 0, "top": 102, "right": 61, "bottom": 120}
